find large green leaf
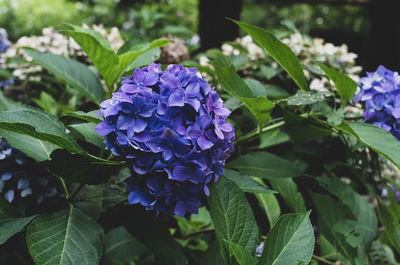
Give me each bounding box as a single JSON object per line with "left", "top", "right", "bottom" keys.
{"left": 23, "top": 49, "right": 105, "bottom": 105}
{"left": 338, "top": 121, "right": 400, "bottom": 169}
{"left": 27, "top": 206, "right": 104, "bottom": 265}
{"left": 0, "top": 215, "right": 36, "bottom": 245}
{"left": 316, "top": 62, "right": 357, "bottom": 106}
{"left": 0, "top": 108, "right": 82, "bottom": 154}
{"left": 231, "top": 19, "right": 308, "bottom": 91}
{"left": 286, "top": 90, "right": 332, "bottom": 106}
{"left": 212, "top": 57, "right": 275, "bottom": 125}
{"left": 68, "top": 122, "right": 105, "bottom": 148}
{"left": 259, "top": 212, "right": 314, "bottom": 265}
{"left": 224, "top": 169, "right": 275, "bottom": 194}
{"left": 269, "top": 178, "right": 306, "bottom": 212}
{"left": 377, "top": 204, "right": 400, "bottom": 253}
{"left": 104, "top": 226, "right": 151, "bottom": 265}
{"left": 254, "top": 178, "right": 281, "bottom": 226}
{"left": 317, "top": 177, "right": 377, "bottom": 246}
{"left": 228, "top": 151, "right": 303, "bottom": 179}
{"left": 0, "top": 93, "right": 58, "bottom": 162}
{"left": 208, "top": 177, "right": 258, "bottom": 265}
{"left": 369, "top": 241, "right": 397, "bottom": 265}
{"left": 41, "top": 150, "right": 124, "bottom": 184}
{"left": 226, "top": 241, "right": 257, "bottom": 265}
{"left": 311, "top": 193, "right": 357, "bottom": 263}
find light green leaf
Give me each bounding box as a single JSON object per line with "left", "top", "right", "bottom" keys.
{"left": 244, "top": 78, "right": 267, "bottom": 97}
{"left": 104, "top": 226, "right": 150, "bottom": 264}
{"left": 68, "top": 122, "right": 105, "bottom": 148}
{"left": 212, "top": 56, "right": 275, "bottom": 125}
{"left": 63, "top": 110, "right": 102, "bottom": 123}
{"left": 259, "top": 129, "right": 290, "bottom": 149}
{"left": 316, "top": 62, "right": 357, "bottom": 106}
{"left": 0, "top": 92, "right": 58, "bottom": 162}
{"left": 231, "top": 19, "right": 308, "bottom": 91}
{"left": 228, "top": 151, "right": 304, "bottom": 179}
{"left": 269, "top": 178, "right": 306, "bottom": 212}
{"left": 224, "top": 169, "right": 275, "bottom": 194}
{"left": 226, "top": 241, "right": 257, "bottom": 265}
{"left": 23, "top": 49, "right": 105, "bottom": 105}
{"left": 41, "top": 150, "right": 124, "bottom": 184}
{"left": 338, "top": 121, "right": 400, "bottom": 169}
{"left": 254, "top": 178, "right": 281, "bottom": 226}
{"left": 0, "top": 216, "right": 36, "bottom": 245}
{"left": 369, "top": 241, "right": 397, "bottom": 265}
{"left": 27, "top": 206, "right": 104, "bottom": 265}
{"left": 287, "top": 90, "right": 333, "bottom": 106}
{"left": 208, "top": 176, "right": 258, "bottom": 265}
{"left": 259, "top": 212, "right": 315, "bottom": 265}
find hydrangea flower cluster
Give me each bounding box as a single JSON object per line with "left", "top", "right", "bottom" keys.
{"left": 0, "top": 28, "right": 10, "bottom": 53}
{"left": 96, "top": 63, "right": 235, "bottom": 216}
{"left": 355, "top": 66, "right": 400, "bottom": 140}
{"left": 0, "top": 136, "right": 59, "bottom": 204}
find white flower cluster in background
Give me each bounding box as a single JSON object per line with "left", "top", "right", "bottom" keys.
{"left": 221, "top": 35, "right": 265, "bottom": 61}
{"left": 1, "top": 25, "right": 124, "bottom": 81}
{"left": 282, "top": 33, "right": 362, "bottom": 92}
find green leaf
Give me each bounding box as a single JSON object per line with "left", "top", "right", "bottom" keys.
{"left": 253, "top": 178, "right": 281, "bottom": 226}
{"left": 208, "top": 176, "right": 258, "bottom": 265}
{"left": 259, "top": 212, "right": 315, "bottom": 265}
{"left": 310, "top": 193, "right": 357, "bottom": 263}
{"left": 224, "top": 169, "right": 275, "bottom": 194}
{"left": 332, "top": 219, "right": 374, "bottom": 248}
{"left": 377, "top": 203, "right": 400, "bottom": 253}
{"left": 63, "top": 110, "right": 102, "bottom": 123}
{"left": 269, "top": 178, "right": 306, "bottom": 212}
{"left": 315, "top": 62, "right": 357, "bottom": 106}
{"left": 226, "top": 241, "right": 257, "bottom": 265}
{"left": 68, "top": 122, "right": 105, "bottom": 148}
{"left": 0, "top": 108, "right": 82, "bottom": 154}
{"left": 0, "top": 92, "right": 58, "bottom": 162}
{"left": 231, "top": 19, "right": 308, "bottom": 91}
{"left": 27, "top": 206, "right": 104, "bottom": 265}
{"left": 104, "top": 226, "right": 151, "bottom": 264}
{"left": 338, "top": 121, "right": 400, "bottom": 169}
{"left": 23, "top": 49, "right": 105, "bottom": 105}
{"left": 259, "top": 129, "right": 290, "bottom": 149}
{"left": 369, "top": 241, "right": 397, "bottom": 265}
{"left": 317, "top": 177, "right": 377, "bottom": 246}
{"left": 41, "top": 150, "right": 124, "bottom": 184}
{"left": 287, "top": 90, "right": 333, "bottom": 106}
{"left": 228, "top": 151, "right": 304, "bottom": 179}
{"left": 0, "top": 216, "right": 36, "bottom": 245}
{"left": 244, "top": 78, "right": 267, "bottom": 97}
{"left": 212, "top": 56, "right": 275, "bottom": 125}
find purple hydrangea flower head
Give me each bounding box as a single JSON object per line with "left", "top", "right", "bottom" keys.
{"left": 0, "top": 28, "right": 10, "bottom": 53}
{"left": 0, "top": 136, "right": 60, "bottom": 204}
{"left": 96, "top": 63, "right": 235, "bottom": 216}
{"left": 355, "top": 66, "right": 400, "bottom": 140}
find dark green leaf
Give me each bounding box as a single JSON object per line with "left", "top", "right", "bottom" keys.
{"left": 0, "top": 216, "right": 36, "bottom": 245}
{"left": 224, "top": 169, "right": 275, "bottom": 194}
{"left": 287, "top": 90, "right": 333, "bottom": 106}
{"left": 212, "top": 56, "right": 275, "bottom": 125}
{"left": 338, "top": 121, "right": 400, "bottom": 169}
{"left": 104, "top": 226, "right": 151, "bottom": 264}
{"left": 208, "top": 177, "right": 258, "bottom": 265}
{"left": 23, "top": 49, "right": 105, "bottom": 105}
{"left": 27, "top": 206, "right": 104, "bottom": 265}
{"left": 41, "top": 149, "right": 124, "bottom": 184}
{"left": 316, "top": 62, "right": 357, "bottom": 106}
{"left": 231, "top": 19, "right": 308, "bottom": 91}
{"left": 377, "top": 203, "right": 400, "bottom": 253}
{"left": 259, "top": 212, "right": 315, "bottom": 265}
{"left": 269, "top": 178, "right": 306, "bottom": 212}
{"left": 226, "top": 241, "right": 257, "bottom": 265}
{"left": 228, "top": 151, "right": 304, "bottom": 179}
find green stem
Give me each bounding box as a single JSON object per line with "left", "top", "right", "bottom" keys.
{"left": 234, "top": 121, "right": 285, "bottom": 145}
{"left": 69, "top": 183, "right": 85, "bottom": 201}
{"left": 59, "top": 177, "right": 70, "bottom": 199}
{"left": 312, "top": 255, "right": 336, "bottom": 265}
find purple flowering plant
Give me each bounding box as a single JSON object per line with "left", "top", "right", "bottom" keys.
{"left": 96, "top": 63, "right": 235, "bottom": 216}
